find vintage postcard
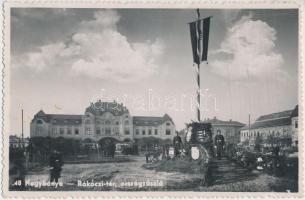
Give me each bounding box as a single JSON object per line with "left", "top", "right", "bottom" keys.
{"left": 1, "top": 0, "right": 305, "bottom": 198}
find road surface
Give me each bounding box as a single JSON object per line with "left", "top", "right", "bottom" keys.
{"left": 21, "top": 156, "right": 297, "bottom": 192}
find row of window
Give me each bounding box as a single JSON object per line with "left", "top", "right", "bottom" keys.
{"left": 37, "top": 126, "right": 172, "bottom": 137}
{"left": 85, "top": 127, "right": 130, "bottom": 135}
{"left": 134, "top": 129, "right": 171, "bottom": 136}
{"left": 52, "top": 127, "right": 80, "bottom": 135}
{"left": 241, "top": 129, "right": 290, "bottom": 138}
{"left": 85, "top": 119, "right": 130, "bottom": 125}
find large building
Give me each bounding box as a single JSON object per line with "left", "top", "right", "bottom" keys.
{"left": 30, "top": 100, "right": 176, "bottom": 142}
{"left": 240, "top": 105, "right": 298, "bottom": 147}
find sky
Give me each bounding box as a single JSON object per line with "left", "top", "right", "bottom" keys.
{"left": 10, "top": 8, "right": 298, "bottom": 137}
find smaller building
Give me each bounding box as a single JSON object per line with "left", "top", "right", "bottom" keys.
{"left": 203, "top": 117, "right": 245, "bottom": 145}
{"left": 240, "top": 105, "right": 298, "bottom": 148}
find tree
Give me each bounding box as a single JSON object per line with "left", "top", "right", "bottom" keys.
{"left": 266, "top": 135, "right": 275, "bottom": 147}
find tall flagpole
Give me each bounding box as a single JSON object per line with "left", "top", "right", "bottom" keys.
{"left": 21, "top": 109, "right": 24, "bottom": 149}
{"left": 189, "top": 9, "right": 211, "bottom": 122}
{"left": 196, "top": 9, "right": 201, "bottom": 122}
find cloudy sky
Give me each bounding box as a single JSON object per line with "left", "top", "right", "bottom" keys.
{"left": 10, "top": 8, "right": 298, "bottom": 136}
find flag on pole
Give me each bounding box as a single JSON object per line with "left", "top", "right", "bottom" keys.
{"left": 189, "top": 17, "right": 211, "bottom": 64}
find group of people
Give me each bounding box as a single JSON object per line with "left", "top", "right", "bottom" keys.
{"left": 173, "top": 130, "right": 226, "bottom": 160}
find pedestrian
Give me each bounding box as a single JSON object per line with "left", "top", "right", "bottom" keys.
{"left": 214, "top": 130, "right": 225, "bottom": 159}
{"left": 173, "top": 131, "right": 182, "bottom": 157}
{"left": 49, "top": 150, "right": 63, "bottom": 183}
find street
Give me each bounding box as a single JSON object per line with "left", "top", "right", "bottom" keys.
{"left": 22, "top": 156, "right": 298, "bottom": 192}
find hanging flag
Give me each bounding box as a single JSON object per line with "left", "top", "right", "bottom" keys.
{"left": 189, "top": 17, "right": 211, "bottom": 64}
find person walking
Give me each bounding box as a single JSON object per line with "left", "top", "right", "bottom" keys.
{"left": 214, "top": 130, "right": 225, "bottom": 159}
{"left": 49, "top": 150, "right": 63, "bottom": 183}
{"left": 173, "top": 131, "right": 182, "bottom": 157}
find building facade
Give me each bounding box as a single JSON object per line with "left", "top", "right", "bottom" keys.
{"left": 240, "top": 105, "right": 298, "bottom": 147}
{"left": 30, "top": 100, "right": 176, "bottom": 142}
{"left": 203, "top": 117, "right": 245, "bottom": 145}
{"left": 178, "top": 117, "right": 245, "bottom": 145}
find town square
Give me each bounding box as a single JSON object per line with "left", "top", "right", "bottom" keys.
{"left": 3, "top": 4, "right": 301, "bottom": 195}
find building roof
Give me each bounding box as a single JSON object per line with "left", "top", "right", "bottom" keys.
{"left": 133, "top": 114, "right": 174, "bottom": 126}
{"left": 291, "top": 105, "right": 298, "bottom": 118}
{"left": 33, "top": 110, "right": 82, "bottom": 125}
{"left": 203, "top": 117, "right": 245, "bottom": 127}
{"left": 240, "top": 105, "right": 298, "bottom": 130}
{"left": 255, "top": 110, "right": 293, "bottom": 122}
{"left": 85, "top": 100, "right": 129, "bottom": 116}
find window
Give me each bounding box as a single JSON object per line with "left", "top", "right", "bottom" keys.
{"left": 166, "top": 122, "right": 171, "bottom": 126}
{"left": 67, "top": 127, "right": 72, "bottom": 134}
{"left": 85, "top": 127, "right": 91, "bottom": 135}
{"left": 154, "top": 129, "right": 158, "bottom": 135}
{"left": 60, "top": 128, "right": 64, "bottom": 135}
{"left": 148, "top": 129, "right": 152, "bottom": 135}
{"left": 36, "top": 119, "right": 43, "bottom": 124}
{"left": 96, "top": 120, "right": 101, "bottom": 125}
{"left": 116, "top": 121, "right": 120, "bottom": 125}
{"left": 36, "top": 126, "right": 43, "bottom": 135}
{"left": 114, "top": 127, "right": 119, "bottom": 135}
{"left": 52, "top": 128, "right": 57, "bottom": 135}
{"left": 85, "top": 119, "right": 91, "bottom": 124}
{"left": 295, "top": 121, "right": 298, "bottom": 128}
{"left": 226, "top": 129, "right": 231, "bottom": 137}
{"left": 96, "top": 128, "right": 101, "bottom": 134}
{"left": 105, "top": 128, "right": 111, "bottom": 135}
{"left": 124, "top": 129, "right": 130, "bottom": 135}
{"left": 135, "top": 129, "right": 139, "bottom": 135}
{"left": 142, "top": 130, "right": 146, "bottom": 135}
{"left": 74, "top": 128, "right": 79, "bottom": 135}
{"left": 166, "top": 129, "right": 171, "bottom": 135}
{"left": 124, "top": 120, "right": 130, "bottom": 125}
{"left": 105, "top": 120, "right": 111, "bottom": 125}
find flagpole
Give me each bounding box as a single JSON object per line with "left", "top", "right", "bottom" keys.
{"left": 196, "top": 63, "right": 201, "bottom": 122}
{"left": 196, "top": 9, "right": 201, "bottom": 122}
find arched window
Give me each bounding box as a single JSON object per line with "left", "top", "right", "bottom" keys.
{"left": 36, "top": 119, "right": 43, "bottom": 124}
{"left": 105, "top": 120, "right": 111, "bottom": 125}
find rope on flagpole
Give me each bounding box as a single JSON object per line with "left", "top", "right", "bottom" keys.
{"left": 197, "top": 63, "right": 201, "bottom": 122}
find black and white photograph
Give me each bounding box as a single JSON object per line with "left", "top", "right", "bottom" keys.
{"left": 2, "top": 2, "right": 303, "bottom": 196}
